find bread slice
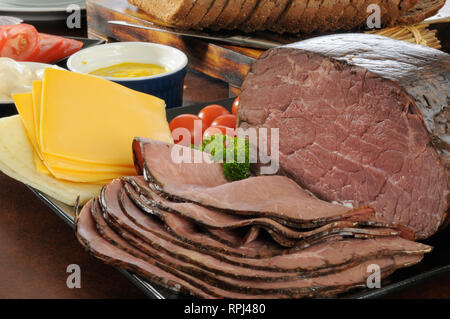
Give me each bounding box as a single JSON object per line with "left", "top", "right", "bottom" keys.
{"left": 345, "top": 0, "right": 377, "bottom": 30}
{"left": 270, "top": 0, "right": 309, "bottom": 33}
{"left": 128, "top": 0, "right": 195, "bottom": 28}
{"left": 197, "top": 0, "right": 229, "bottom": 29}
{"left": 239, "top": 0, "right": 278, "bottom": 32}
{"left": 298, "top": 0, "right": 323, "bottom": 33}
{"left": 397, "top": 0, "right": 446, "bottom": 24}
{"left": 262, "top": 0, "right": 291, "bottom": 30}
{"left": 399, "top": 0, "right": 420, "bottom": 12}
{"left": 317, "top": 0, "right": 347, "bottom": 32}
{"left": 185, "top": 0, "right": 214, "bottom": 28}
{"left": 222, "top": 0, "right": 247, "bottom": 29}
{"left": 305, "top": 0, "right": 334, "bottom": 33}
{"left": 227, "top": 0, "right": 259, "bottom": 30}
{"left": 211, "top": 0, "right": 244, "bottom": 31}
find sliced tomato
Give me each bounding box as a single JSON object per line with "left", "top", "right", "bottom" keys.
{"left": 61, "top": 38, "right": 83, "bottom": 57}
{"left": 31, "top": 33, "right": 65, "bottom": 63}
{"left": 0, "top": 28, "right": 7, "bottom": 51}
{"left": 211, "top": 114, "right": 236, "bottom": 129}
{"left": 0, "top": 24, "right": 39, "bottom": 61}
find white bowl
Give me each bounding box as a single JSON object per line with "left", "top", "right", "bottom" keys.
{"left": 67, "top": 41, "right": 188, "bottom": 82}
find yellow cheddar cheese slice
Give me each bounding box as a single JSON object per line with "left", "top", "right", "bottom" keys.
{"left": 13, "top": 93, "right": 39, "bottom": 153}
{"left": 0, "top": 115, "right": 101, "bottom": 205}
{"left": 32, "top": 80, "right": 42, "bottom": 150}
{"left": 40, "top": 69, "right": 173, "bottom": 170}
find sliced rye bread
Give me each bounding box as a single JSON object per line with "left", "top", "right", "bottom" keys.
{"left": 185, "top": 0, "right": 214, "bottom": 28}
{"left": 197, "top": 0, "right": 229, "bottom": 29}
{"left": 227, "top": 0, "right": 259, "bottom": 30}
{"left": 305, "top": 0, "right": 334, "bottom": 33}
{"left": 334, "top": 0, "right": 360, "bottom": 30}
{"left": 318, "top": 0, "right": 348, "bottom": 32}
{"left": 270, "top": 0, "right": 309, "bottom": 33}
{"left": 397, "top": 0, "right": 446, "bottom": 24}
{"left": 298, "top": 0, "right": 323, "bottom": 34}
{"left": 222, "top": 0, "right": 247, "bottom": 29}
{"left": 399, "top": 0, "right": 420, "bottom": 12}
{"left": 346, "top": 0, "right": 380, "bottom": 30}
{"left": 211, "top": 0, "right": 245, "bottom": 31}
{"left": 262, "top": 0, "right": 292, "bottom": 30}
{"left": 334, "top": 0, "right": 401, "bottom": 31}
{"left": 128, "top": 0, "right": 195, "bottom": 28}
{"left": 239, "top": 0, "right": 279, "bottom": 32}
{"left": 380, "top": 0, "right": 403, "bottom": 26}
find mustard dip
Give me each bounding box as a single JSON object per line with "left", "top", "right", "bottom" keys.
{"left": 89, "top": 62, "right": 167, "bottom": 78}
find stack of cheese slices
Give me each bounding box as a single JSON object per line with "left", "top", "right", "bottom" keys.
{"left": 0, "top": 68, "right": 173, "bottom": 205}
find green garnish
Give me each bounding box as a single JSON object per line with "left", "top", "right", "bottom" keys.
{"left": 199, "top": 134, "right": 251, "bottom": 181}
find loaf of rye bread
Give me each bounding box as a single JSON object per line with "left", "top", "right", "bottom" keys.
{"left": 128, "top": 0, "right": 446, "bottom": 33}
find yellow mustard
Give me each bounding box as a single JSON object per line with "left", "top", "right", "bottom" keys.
{"left": 89, "top": 62, "right": 167, "bottom": 78}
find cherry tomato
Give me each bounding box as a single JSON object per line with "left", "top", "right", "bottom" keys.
{"left": 211, "top": 114, "right": 236, "bottom": 129}
{"left": 198, "top": 104, "right": 230, "bottom": 128}
{"left": 203, "top": 125, "right": 235, "bottom": 139}
{"left": 0, "top": 24, "right": 39, "bottom": 61}
{"left": 169, "top": 114, "right": 203, "bottom": 146}
{"left": 232, "top": 96, "right": 239, "bottom": 115}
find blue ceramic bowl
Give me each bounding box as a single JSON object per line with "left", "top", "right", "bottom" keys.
{"left": 67, "top": 42, "right": 188, "bottom": 108}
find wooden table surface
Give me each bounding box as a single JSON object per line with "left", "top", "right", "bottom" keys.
{"left": 0, "top": 17, "right": 448, "bottom": 299}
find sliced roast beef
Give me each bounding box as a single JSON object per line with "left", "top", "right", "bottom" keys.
{"left": 132, "top": 139, "right": 385, "bottom": 226}
{"left": 98, "top": 180, "right": 428, "bottom": 294}
{"left": 133, "top": 137, "right": 228, "bottom": 187}
{"left": 125, "top": 176, "right": 415, "bottom": 248}
{"left": 80, "top": 198, "right": 426, "bottom": 297}
{"left": 84, "top": 199, "right": 297, "bottom": 299}
{"left": 238, "top": 34, "right": 449, "bottom": 239}
{"left": 76, "top": 200, "right": 214, "bottom": 298}
{"left": 101, "top": 179, "right": 432, "bottom": 273}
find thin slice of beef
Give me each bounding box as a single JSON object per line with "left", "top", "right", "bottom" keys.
{"left": 102, "top": 179, "right": 432, "bottom": 275}
{"left": 118, "top": 181, "right": 288, "bottom": 260}
{"left": 125, "top": 176, "right": 411, "bottom": 248}
{"left": 76, "top": 200, "right": 214, "bottom": 298}
{"left": 238, "top": 34, "right": 449, "bottom": 239}
{"left": 80, "top": 201, "right": 426, "bottom": 298}
{"left": 99, "top": 180, "right": 427, "bottom": 296}
{"left": 125, "top": 177, "right": 405, "bottom": 247}
{"left": 86, "top": 199, "right": 297, "bottom": 299}
{"left": 133, "top": 137, "right": 228, "bottom": 187}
